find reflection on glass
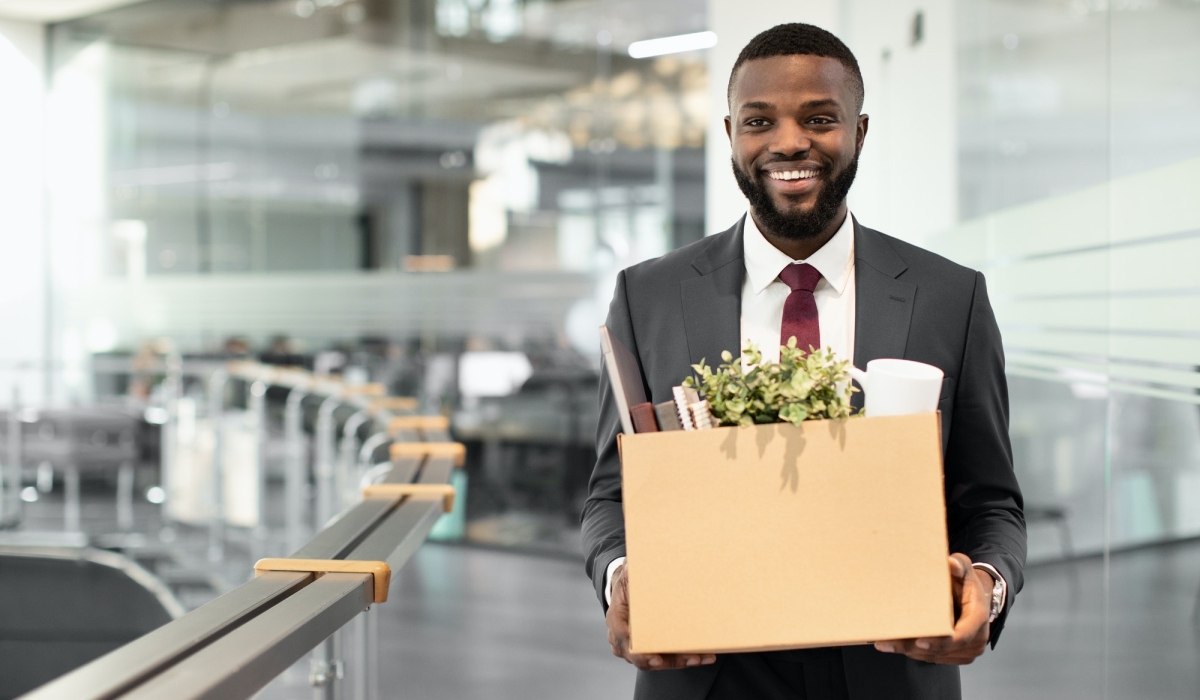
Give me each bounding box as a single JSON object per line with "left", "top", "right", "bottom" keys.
{"left": 42, "top": 0, "right": 711, "bottom": 555}
{"left": 949, "top": 1, "right": 1200, "bottom": 696}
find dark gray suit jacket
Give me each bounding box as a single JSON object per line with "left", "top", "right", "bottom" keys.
{"left": 582, "top": 217, "right": 1027, "bottom": 700}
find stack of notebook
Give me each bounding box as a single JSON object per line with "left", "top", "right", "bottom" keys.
{"left": 600, "top": 325, "right": 717, "bottom": 434}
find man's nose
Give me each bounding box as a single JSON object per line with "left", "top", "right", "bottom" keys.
{"left": 769, "top": 120, "right": 811, "bottom": 158}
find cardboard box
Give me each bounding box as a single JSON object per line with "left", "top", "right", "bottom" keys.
{"left": 620, "top": 412, "right": 953, "bottom": 654}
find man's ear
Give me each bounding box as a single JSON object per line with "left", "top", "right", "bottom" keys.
{"left": 856, "top": 114, "right": 869, "bottom": 152}
{"left": 724, "top": 115, "right": 732, "bottom": 144}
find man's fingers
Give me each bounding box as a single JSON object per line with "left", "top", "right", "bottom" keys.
{"left": 949, "top": 553, "right": 971, "bottom": 580}
{"left": 903, "top": 650, "right": 981, "bottom": 666}
{"left": 663, "top": 654, "right": 717, "bottom": 669}
{"left": 876, "top": 638, "right": 942, "bottom": 655}
{"left": 949, "top": 579, "right": 991, "bottom": 645}
{"left": 875, "top": 559, "right": 990, "bottom": 664}
{"left": 628, "top": 654, "right": 677, "bottom": 671}
{"left": 606, "top": 561, "right": 718, "bottom": 672}
{"left": 911, "top": 602, "right": 988, "bottom": 654}
{"left": 626, "top": 653, "right": 660, "bottom": 671}
{"left": 625, "top": 652, "right": 717, "bottom": 671}
{"left": 877, "top": 639, "right": 986, "bottom": 665}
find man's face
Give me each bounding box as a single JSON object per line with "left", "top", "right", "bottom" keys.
{"left": 725, "top": 54, "right": 868, "bottom": 241}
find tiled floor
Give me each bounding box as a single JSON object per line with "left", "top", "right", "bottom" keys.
{"left": 361, "top": 540, "right": 1200, "bottom": 700}
{"left": 961, "top": 539, "right": 1200, "bottom": 700}
{"left": 377, "top": 545, "right": 635, "bottom": 700}
{"left": 12, "top": 487, "right": 1200, "bottom": 699}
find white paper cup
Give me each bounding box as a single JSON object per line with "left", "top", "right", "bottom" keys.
{"left": 858, "top": 359, "right": 944, "bottom": 417}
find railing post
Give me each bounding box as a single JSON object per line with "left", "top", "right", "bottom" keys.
{"left": 16, "top": 391, "right": 457, "bottom": 700}
{"left": 116, "top": 461, "right": 135, "bottom": 531}
{"left": 365, "top": 605, "right": 380, "bottom": 700}
{"left": 160, "top": 352, "right": 183, "bottom": 531}
{"left": 249, "top": 377, "right": 269, "bottom": 561}
{"left": 356, "top": 432, "right": 390, "bottom": 488}
{"left": 36, "top": 460, "right": 52, "bottom": 494}
{"left": 2, "top": 385, "right": 22, "bottom": 527}
{"left": 208, "top": 368, "right": 228, "bottom": 564}
{"left": 337, "top": 410, "right": 371, "bottom": 512}
{"left": 284, "top": 385, "right": 309, "bottom": 554}
{"left": 345, "top": 613, "right": 366, "bottom": 700}
{"left": 314, "top": 396, "right": 341, "bottom": 530}
{"left": 312, "top": 389, "right": 346, "bottom": 700}
{"left": 64, "top": 464, "right": 80, "bottom": 532}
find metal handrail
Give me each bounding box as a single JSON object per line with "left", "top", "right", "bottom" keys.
{"left": 19, "top": 446, "right": 454, "bottom": 700}
{"left": 19, "top": 360, "right": 448, "bottom": 700}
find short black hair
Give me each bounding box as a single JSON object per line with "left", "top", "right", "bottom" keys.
{"left": 727, "top": 23, "right": 864, "bottom": 113}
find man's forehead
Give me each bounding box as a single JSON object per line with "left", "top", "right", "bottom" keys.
{"left": 731, "top": 54, "right": 851, "bottom": 111}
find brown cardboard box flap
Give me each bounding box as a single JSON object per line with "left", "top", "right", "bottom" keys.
{"left": 621, "top": 413, "right": 953, "bottom": 654}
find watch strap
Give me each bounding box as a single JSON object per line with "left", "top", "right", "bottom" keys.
{"left": 971, "top": 562, "right": 1006, "bottom": 623}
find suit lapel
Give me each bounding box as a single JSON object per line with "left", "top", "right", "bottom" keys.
{"left": 680, "top": 219, "right": 745, "bottom": 373}
{"left": 676, "top": 219, "right": 914, "bottom": 398}
{"left": 852, "top": 222, "right": 916, "bottom": 408}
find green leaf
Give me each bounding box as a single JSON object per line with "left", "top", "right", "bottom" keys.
{"left": 678, "top": 343, "right": 859, "bottom": 426}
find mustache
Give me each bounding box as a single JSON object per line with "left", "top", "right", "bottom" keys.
{"left": 730, "top": 150, "right": 859, "bottom": 242}
{"left": 756, "top": 159, "right": 827, "bottom": 170}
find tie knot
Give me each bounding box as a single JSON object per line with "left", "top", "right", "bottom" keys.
{"left": 779, "top": 263, "right": 822, "bottom": 293}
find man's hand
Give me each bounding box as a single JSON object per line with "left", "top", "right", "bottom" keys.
{"left": 873, "top": 553, "right": 992, "bottom": 665}
{"left": 606, "top": 562, "right": 717, "bottom": 671}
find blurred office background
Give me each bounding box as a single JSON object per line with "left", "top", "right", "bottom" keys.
{"left": 0, "top": 0, "right": 1197, "bottom": 698}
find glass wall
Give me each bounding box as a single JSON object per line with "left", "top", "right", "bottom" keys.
{"left": 31, "top": 0, "right": 1200, "bottom": 579}
{"left": 938, "top": 1, "right": 1200, "bottom": 696}
{"left": 43, "top": 0, "right": 709, "bottom": 553}
{"left": 6, "top": 0, "right": 1199, "bottom": 695}
{"left": 37, "top": 0, "right": 1199, "bottom": 561}
{"left": 944, "top": 0, "right": 1200, "bottom": 560}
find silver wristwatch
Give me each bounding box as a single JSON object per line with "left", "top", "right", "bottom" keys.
{"left": 972, "top": 563, "right": 1006, "bottom": 624}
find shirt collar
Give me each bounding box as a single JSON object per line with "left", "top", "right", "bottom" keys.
{"left": 743, "top": 210, "right": 856, "bottom": 296}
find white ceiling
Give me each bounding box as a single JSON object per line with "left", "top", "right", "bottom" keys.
{"left": 0, "top": 0, "right": 144, "bottom": 22}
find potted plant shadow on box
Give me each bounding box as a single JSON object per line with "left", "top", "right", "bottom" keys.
{"left": 604, "top": 330, "right": 954, "bottom": 656}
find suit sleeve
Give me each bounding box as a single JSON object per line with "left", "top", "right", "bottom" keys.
{"left": 581, "top": 270, "right": 637, "bottom": 611}
{"left": 944, "top": 271, "right": 1027, "bottom": 647}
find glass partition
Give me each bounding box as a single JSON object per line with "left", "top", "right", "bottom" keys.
{"left": 946, "top": 0, "right": 1200, "bottom": 561}
{"left": 941, "top": 1, "right": 1200, "bottom": 696}
{"left": 44, "top": 0, "right": 709, "bottom": 554}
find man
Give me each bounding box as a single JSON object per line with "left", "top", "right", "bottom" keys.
{"left": 582, "top": 23, "right": 1026, "bottom": 700}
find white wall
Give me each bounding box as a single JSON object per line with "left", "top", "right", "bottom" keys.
{"left": 0, "top": 18, "right": 46, "bottom": 406}
{"left": 45, "top": 39, "right": 109, "bottom": 403}
{"left": 845, "top": 0, "right": 956, "bottom": 244}
{"left": 705, "top": 0, "right": 957, "bottom": 245}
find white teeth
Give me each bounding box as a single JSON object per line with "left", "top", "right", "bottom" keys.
{"left": 770, "top": 169, "right": 816, "bottom": 181}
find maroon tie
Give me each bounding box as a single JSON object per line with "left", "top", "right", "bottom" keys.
{"left": 779, "top": 263, "right": 822, "bottom": 354}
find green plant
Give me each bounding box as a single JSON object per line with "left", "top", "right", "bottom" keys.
{"left": 683, "top": 339, "right": 858, "bottom": 427}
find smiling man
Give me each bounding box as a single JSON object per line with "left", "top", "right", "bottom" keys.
{"left": 582, "top": 23, "right": 1027, "bottom": 700}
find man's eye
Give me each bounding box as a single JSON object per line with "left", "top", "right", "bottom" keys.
{"left": 809, "top": 117, "right": 834, "bottom": 125}
{"left": 746, "top": 118, "right": 769, "bottom": 127}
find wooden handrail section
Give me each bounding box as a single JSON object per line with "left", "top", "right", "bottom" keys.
{"left": 361, "top": 483, "right": 456, "bottom": 513}
{"left": 388, "top": 441, "right": 465, "bottom": 466}
{"left": 253, "top": 559, "right": 392, "bottom": 603}
{"left": 387, "top": 415, "right": 449, "bottom": 433}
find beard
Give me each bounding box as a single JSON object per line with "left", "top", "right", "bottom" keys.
{"left": 732, "top": 151, "right": 859, "bottom": 241}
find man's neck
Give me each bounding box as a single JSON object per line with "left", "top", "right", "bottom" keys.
{"left": 752, "top": 205, "right": 849, "bottom": 261}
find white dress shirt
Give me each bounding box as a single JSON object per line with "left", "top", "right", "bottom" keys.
{"left": 740, "top": 209, "right": 857, "bottom": 367}
{"left": 604, "top": 210, "right": 1006, "bottom": 614}
{"left": 606, "top": 210, "right": 856, "bottom": 604}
